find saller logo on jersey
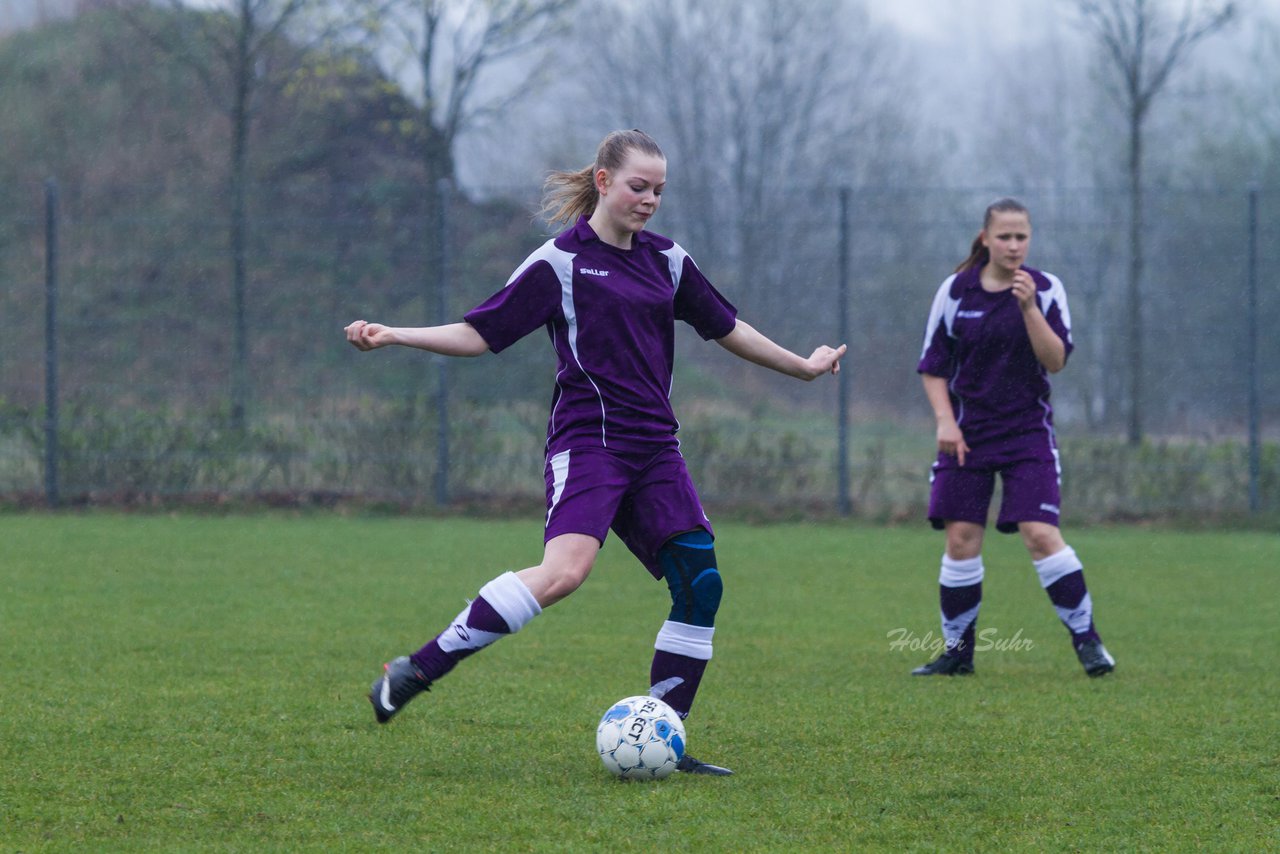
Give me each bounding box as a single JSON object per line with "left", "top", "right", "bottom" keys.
{"left": 580, "top": 267, "right": 609, "bottom": 277}
{"left": 956, "top": 310, "right": 984, "bottom": 318}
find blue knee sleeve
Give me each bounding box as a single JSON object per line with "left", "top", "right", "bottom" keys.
{"left": 658, "top": 529, "right": 723, "bottom": 628}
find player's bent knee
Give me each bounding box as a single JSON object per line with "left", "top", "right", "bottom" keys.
{"left": 658, "top": 529, "right": 722, "bottom": 628}
{"left": 554, "top": 560, "right": 593, "bottom": 595}
{"left": 526, "top": 556, "right": 594, "bottom": 605}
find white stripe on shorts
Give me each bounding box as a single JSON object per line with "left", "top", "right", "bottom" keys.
{"left": 545, "top": 450, "right": 571, "bottom": 528}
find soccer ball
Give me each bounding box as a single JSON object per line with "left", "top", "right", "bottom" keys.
{"left": 595, "top": 695, "right": 686, "bottom": 780}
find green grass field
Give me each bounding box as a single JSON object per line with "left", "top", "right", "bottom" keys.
{"left": 2, "top": 514, "right": 1276, "bottom": 851}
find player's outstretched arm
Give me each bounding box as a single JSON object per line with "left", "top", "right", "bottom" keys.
{"left": 715, "top": 320, "right": 845, "bottom": 381}
{"left": 344, "top": 320, "right": 490, "bottom": 356}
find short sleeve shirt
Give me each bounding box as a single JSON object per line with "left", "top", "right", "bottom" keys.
{"left": 916, "top": 265, "right": 1073, "bottom": 455}
{"left": 465, "top": 216, "right": 738, "bottom": 457}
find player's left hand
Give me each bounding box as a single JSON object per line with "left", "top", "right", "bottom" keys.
{"left": 1011, "top": 270, "right": 1037, "bottom": 310}
{"left": 805, "top": 344, "right": 847, "bottom": 379}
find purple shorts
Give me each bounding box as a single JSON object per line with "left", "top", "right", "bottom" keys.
{"left": 544, "top": 446, "right": 712, "bottom": 578}
{"left": 928, "top": 452, "right": 1062, "bottom": 533}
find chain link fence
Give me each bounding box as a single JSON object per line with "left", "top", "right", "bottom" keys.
{"left": 2, "top": 178, "right": 1276, "bottom": 520}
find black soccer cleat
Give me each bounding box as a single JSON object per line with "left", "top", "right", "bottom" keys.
{"left": 369, "top": 655, "right": 431, "bottom": 723}
{"left": 1075, "top": 639, "right": 1116, "bottom": 677}
{"left": 677, "top": 754, "right": 734, "bottom": 776}
{"left": 911, "top": 653, "right": 975, "bottom": 676}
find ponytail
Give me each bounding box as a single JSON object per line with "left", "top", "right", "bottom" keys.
{"left": 954, "top": 234, "right": 989, "bottom": 274}
{"left": 540, "top": 165, "right": 597, "bottom": 228}
{"left": 955, "top": 197, "right": 1030, "bottom": 273}
{"left": 540, "top": 129, "right": 665, "bottom": 228}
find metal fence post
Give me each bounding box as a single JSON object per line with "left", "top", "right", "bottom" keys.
{"left": 44, "top": 178, "right": 60, "bottom": 508}
{"left": 837, "top": 187, "right": 852, "bottom": 516}
{"left": 435, "top": 179, "right": 451, "bottom": 507}
{"left": 1247, "top": 184, "right": 1260, "bottom": 514}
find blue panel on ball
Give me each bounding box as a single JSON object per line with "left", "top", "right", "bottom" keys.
{"left": 602, "top": 704, "right": 631, "bottom": 723}
{"left": 670, "top": 733, "right": 684, "bottom": 759}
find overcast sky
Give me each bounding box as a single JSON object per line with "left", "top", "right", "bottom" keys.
{"left": 870, "top": 0, "right": 1278, "bottom": 38}
{"left": 4, "top": 0, "right": 1270, "bottom": 188}
{"left": 870, "top": 0, "right": 1051, "bottom": 40}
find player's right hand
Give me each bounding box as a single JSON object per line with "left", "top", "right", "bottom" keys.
{"left": 345, "top": 320, "right": 395, "bottom": 351}
{"left": 936, "top": 420, "right": 969, "bottom": 467}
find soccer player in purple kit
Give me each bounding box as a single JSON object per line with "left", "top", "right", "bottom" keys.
{"left": 344, "top": 129, "right": 846, "bottom": 774}
{"left": 911, "top": 197, "right": 1116, "bottom": 678}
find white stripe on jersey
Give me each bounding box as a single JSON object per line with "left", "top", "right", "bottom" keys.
{"left": 919, "top": 274, "right": 960, "bottom": 361}
{"left": 518, "top": 240, "right": 610, "bottom": 448}
{"left": 660, "top": 243, "right": 689, "bottom": 409}
{"left": 1037, "top": 272, "right": 1073, "bottom": 345}
{"left": 1037, "top": 392, "right": 1059, "bottom": 455}
{"left": 660, "top": 243, "right": 688, "bottom": 291}
{"left": 504, "top": 238, "right": 571, "bottom": 285}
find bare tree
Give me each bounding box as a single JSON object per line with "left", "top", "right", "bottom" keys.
{"left": 375, "top": 0, "right": 576, "bottom": 259}
{"left": 359, "top": 0, "right": 575, "bottom": 504}
{"left": 1075, "top": 0, "right": 1234, "bottom": 444}
{"left": 1221, "top": 14, "right": 1280, "bottom": 184}
{"left": 113, "top": 0, "right": 368, "bottom": 431}
{"left": 593, "top": 0, "right": 911, "bottom": 316}
{"left": 718, "top": 0, "right": 856, "bottom": 295}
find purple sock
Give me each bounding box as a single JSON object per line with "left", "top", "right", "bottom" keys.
{"left": 410, "top": 639, "right": 455, "bottom": 682}
{"left": 410, "top": 595, "right": 512, "bottom": 682}
{"left": 1045, "top": 571, "right": 1100, "bottom": 648}
{"left": 940, "top": 582, "right": 982, "bottom": 660}
{"left": 650, "top": 650, "right": 709, "bottom": 719}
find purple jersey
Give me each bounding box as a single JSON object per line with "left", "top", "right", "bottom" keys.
{"left": 465, "top": 216, "right": 738, "bottom": 457}
{"left": 917, "top": 265, "right": 1073, "bottom": 457}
